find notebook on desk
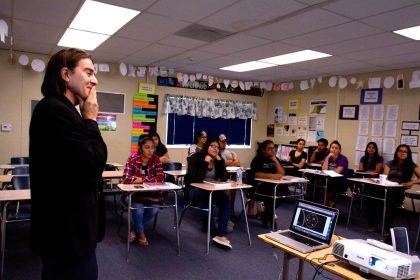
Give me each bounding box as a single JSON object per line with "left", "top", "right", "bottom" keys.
{"left": 265, "top": 200, "right": 339, "bottom": 253}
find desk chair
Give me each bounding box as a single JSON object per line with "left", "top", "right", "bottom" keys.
{"left": 103, "top": 164, "right": 120, "bottom": 213}
{"left": 1, "top": 175, "right": 31, "bottom": 278}
{"left": 117, "top": 191, "right": 180, "bottom": 257}
{"left": 11, "top": 166, "right": 29, "bottom": 175}
{"left": 10, "top": 157, "right": 29, "bottom": 165}
{"left": 162, "top": 162, "right": 183, "bottom": 184}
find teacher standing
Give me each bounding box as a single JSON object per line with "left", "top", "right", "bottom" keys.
{"left": 29, "top": 48, "right": 107, "bottom": 280}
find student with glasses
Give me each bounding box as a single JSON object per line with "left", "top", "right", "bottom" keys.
{"left": 250, "top": 140, "right": 285, "bottom": 228}
{"left": 375, "top": 144, "right": 420, "bottom": 237}
{"left": 184, "top": 138, "right": 232, "bottom": 248}
{"left": 187, "top": 130, "right": 207, "bottom": 157}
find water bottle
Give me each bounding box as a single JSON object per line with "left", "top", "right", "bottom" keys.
{"left": 236, "top": 168, "right": 243, "bottom": 185}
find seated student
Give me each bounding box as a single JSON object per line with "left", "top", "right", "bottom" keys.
{"left": 322, "top": 140, "right": 348, "bottom": 207}
{"left": 184, "top": 138, "right": 232, "bottom": 249}
{"left": 309, "top": 138, "right": 328, "bottom": 164}
{"left": 219, "top": 134, "right": 240, "bottom": 167}
{"left": 360, "top": 142, "right": 384, "bottom": 232}
{"left": 359, "top": 142, "right": 383, "bottom": 173}
{"left": 149, "top": 132, "right": 170, "bottom": 163}
{"left": 286, "top": 138, "right": 307, "bottom": 176}
{"left": 250, "top": 140, "right": 285, "bottom": 228}
{"left": 122, "top": 136, "right": 165, "bottom": 246}
{"left": 371, "top": 145, "right": 420, "bottom": 237}
{"left": 219, "top": 133, "right": 240, "bottom": 220}
{"left": 187, "top": 130, "right": 207, "bottom": 157}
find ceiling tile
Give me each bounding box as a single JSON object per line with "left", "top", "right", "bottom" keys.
{"left": 12, "top": 0, "right": 82, "bottom": 27}
{"left": 100, "top": 0, "right": 158, "bottom": 11}
{"left": 164, "top": 50, "right": 221, "bottom": 65}
{"left": 231, "top": 42, "right": 298, "bottom": 60}
{"left": 365, "top": 51, "right": 420, "bottom": 66}
{"left": 199, "top": 0, "right": 306, "bottom": 32}
{"left": 282, "top": 21, "right": 383, "bottom": 48}
{"left": 95, "top": 37, "right": 150, "bottom": 55}
{"left": 130, "top": 43, "right": 186, "bottom": 61}
{"left": 199, "top": 34, "right": 271, "bottom": 55}
{"left": 90, "top": 51, "right": 127, "bottom": 63}
{"left": 7, "top": 39, "right": 55, "bottom": 56}
{"left": 361, "top": 3, "right": 420, "bottom": 31}
{"left": 316, "top": 32, "right": 412, "bottom": 55}
{"left": 342, "top": 42, "right": 420, "bottom": 61}
{"left": 246, "top": 9, "right": 350, "bottom": 40}
{"left": 199, "top": 56, "right": 251, "bottom": 69}
{"left": 13, "top": 19, "right": 63, "bottom": 45}
{"left": 147, "top": 0, "right": 237, "bottom": 22}
{"left": 158, "top": 35, "right": 207, "bottom": 49}
{"left": 323, "top": 0, "right": 420, "bottom": 19}
{"left": 122, "top": 56, "right": 158, "bottom": 66}
{"left": 117, "top": 12, "right": 190, "bottom": 42}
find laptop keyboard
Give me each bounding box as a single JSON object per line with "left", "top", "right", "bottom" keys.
{"left": 280, "top": 231, "right": 322, "bottom": 247}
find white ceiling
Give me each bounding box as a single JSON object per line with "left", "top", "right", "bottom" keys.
{"left": 1, "top": 0, "right": 420, "bottom": 82}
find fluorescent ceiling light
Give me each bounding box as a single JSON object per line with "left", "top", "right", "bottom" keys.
{"left": 393, "top": 25, "right": 420, "bottom": 40}
{"left": 58, "top": 0, "right": 140, "bottom": 50}
{"left": 259, "top": 50, "right": 331, "bottom": 65}
{"left": 70, "top": 0, "right": 140, "bottom": 35}
{"left": 58, "top": 29, "right": 109, "bottom": 50}
{"left": 220, "top": 61, "right": 276, "bottom": 72}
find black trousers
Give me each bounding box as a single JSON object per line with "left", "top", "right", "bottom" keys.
{"left": 41, "top": 250, "right": 98, "bottom": 280}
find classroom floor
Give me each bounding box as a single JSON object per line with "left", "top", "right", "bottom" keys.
{"left": 4, "top": 192, "right": 420, "bottom": 280}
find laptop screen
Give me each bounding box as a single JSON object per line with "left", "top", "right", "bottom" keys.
{"left": 289, "top": 200, "right": 339, "bottom": 244}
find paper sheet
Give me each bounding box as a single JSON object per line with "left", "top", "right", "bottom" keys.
{"left": 373, "top": 105, "right": 384, "bottom": 120}
{"left": 288, "top": 114, "right": 297, "bottom": 125}
{"left": 384, "top": 121, "right": 397, "bottom": 137}
{"left": 371, "top": 137, "right": 383, "bottom": 153}
{"left": 368, "top": 77, "right": 381, "bottom": 89}
{"left": 356, "top": 136, "right": 368, "bottom": 151}
{"left": 297, "top": 116, "right": 308, "bottom": 126}
{"left": 386, "top": 104, "right": 399, "bottom": 121}
{"left": 359, "top": 105, "right": 370, "bottom": 121}
{"left": 371, "top": 121, "right": 383, "bottom": 137}
{"left": 358, "top": 121, "right": 369, "bottom": 135}
{"left": 307, "top": 131, "right": 316, "bottom": 142}
{"left": 383, "top": 138, "right": 396, "bottom": 154}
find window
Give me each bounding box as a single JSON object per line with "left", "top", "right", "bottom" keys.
{"left": 166, "top": 113, "right": 251, "bottom": 147}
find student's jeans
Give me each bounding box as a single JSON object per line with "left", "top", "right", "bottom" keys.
{"left": 131, "top": 202, "right": 159, "bottom": 233}
{"left": 189, "top": 188, "right": 230, "bottom": 236}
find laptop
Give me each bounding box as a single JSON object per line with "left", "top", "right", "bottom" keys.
{"left": 265, "top": 200, "right": 339, "bottom": 253}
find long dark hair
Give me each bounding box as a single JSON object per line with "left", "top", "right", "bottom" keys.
{"left": 362, "top": 142, "right": 381, "bottom": 168}
{"left": 137, "top": 135, "right": 153, "bottom": 155}
{"left": 41, "top": 48, "right": 92, "bottom": 97}
{"left": 393, "top": 144, "right": 415, "bottom": 175}
{"left": 196, "top": 138, "right": 221, "bottom": 160}
{"left": 148, "top": 132, "right": 165, "bottom": 149}
{"left": 192, "top": 130, "right": 206, "bottom": 144}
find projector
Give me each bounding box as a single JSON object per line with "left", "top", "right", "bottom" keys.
{"left": 332, "top": 239, "right": 420, "bottom": 280}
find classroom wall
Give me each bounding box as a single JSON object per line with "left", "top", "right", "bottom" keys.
{"left": 265, "top": 68, "right": 420, "bottom": 168}
{"left": 0, "top": 49, "right": 268, "bottom": 167}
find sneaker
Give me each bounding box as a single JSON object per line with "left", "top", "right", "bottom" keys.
{"left": 212, "top": 236, "right": 232, "bottom": 249}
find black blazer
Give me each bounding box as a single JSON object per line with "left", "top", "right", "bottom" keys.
{"left": 29, "top": 94, "right": 107, "bottom": 259}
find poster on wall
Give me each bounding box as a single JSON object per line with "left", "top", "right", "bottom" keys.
{"left": 310, "top": 100, "right": 327, "bottom": 114}
{"left": 274, "top": 106, "right": 284, "bottom": 123}
{"left": 287, "top": 98, "right": 300, "bottom": 111}
{"left": 131, "top": 83, "right": 158, "bottom": 154}
{"left": 97, "top": 114, "right": 116, "bottom": 131}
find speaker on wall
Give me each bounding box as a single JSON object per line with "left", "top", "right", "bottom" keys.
{"left": 391, "top": 227, "right": 410, "bottom": 254}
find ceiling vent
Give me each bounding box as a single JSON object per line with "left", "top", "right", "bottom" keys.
{"left": 175, "top": 24, "right": 234, "bottom": 42}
